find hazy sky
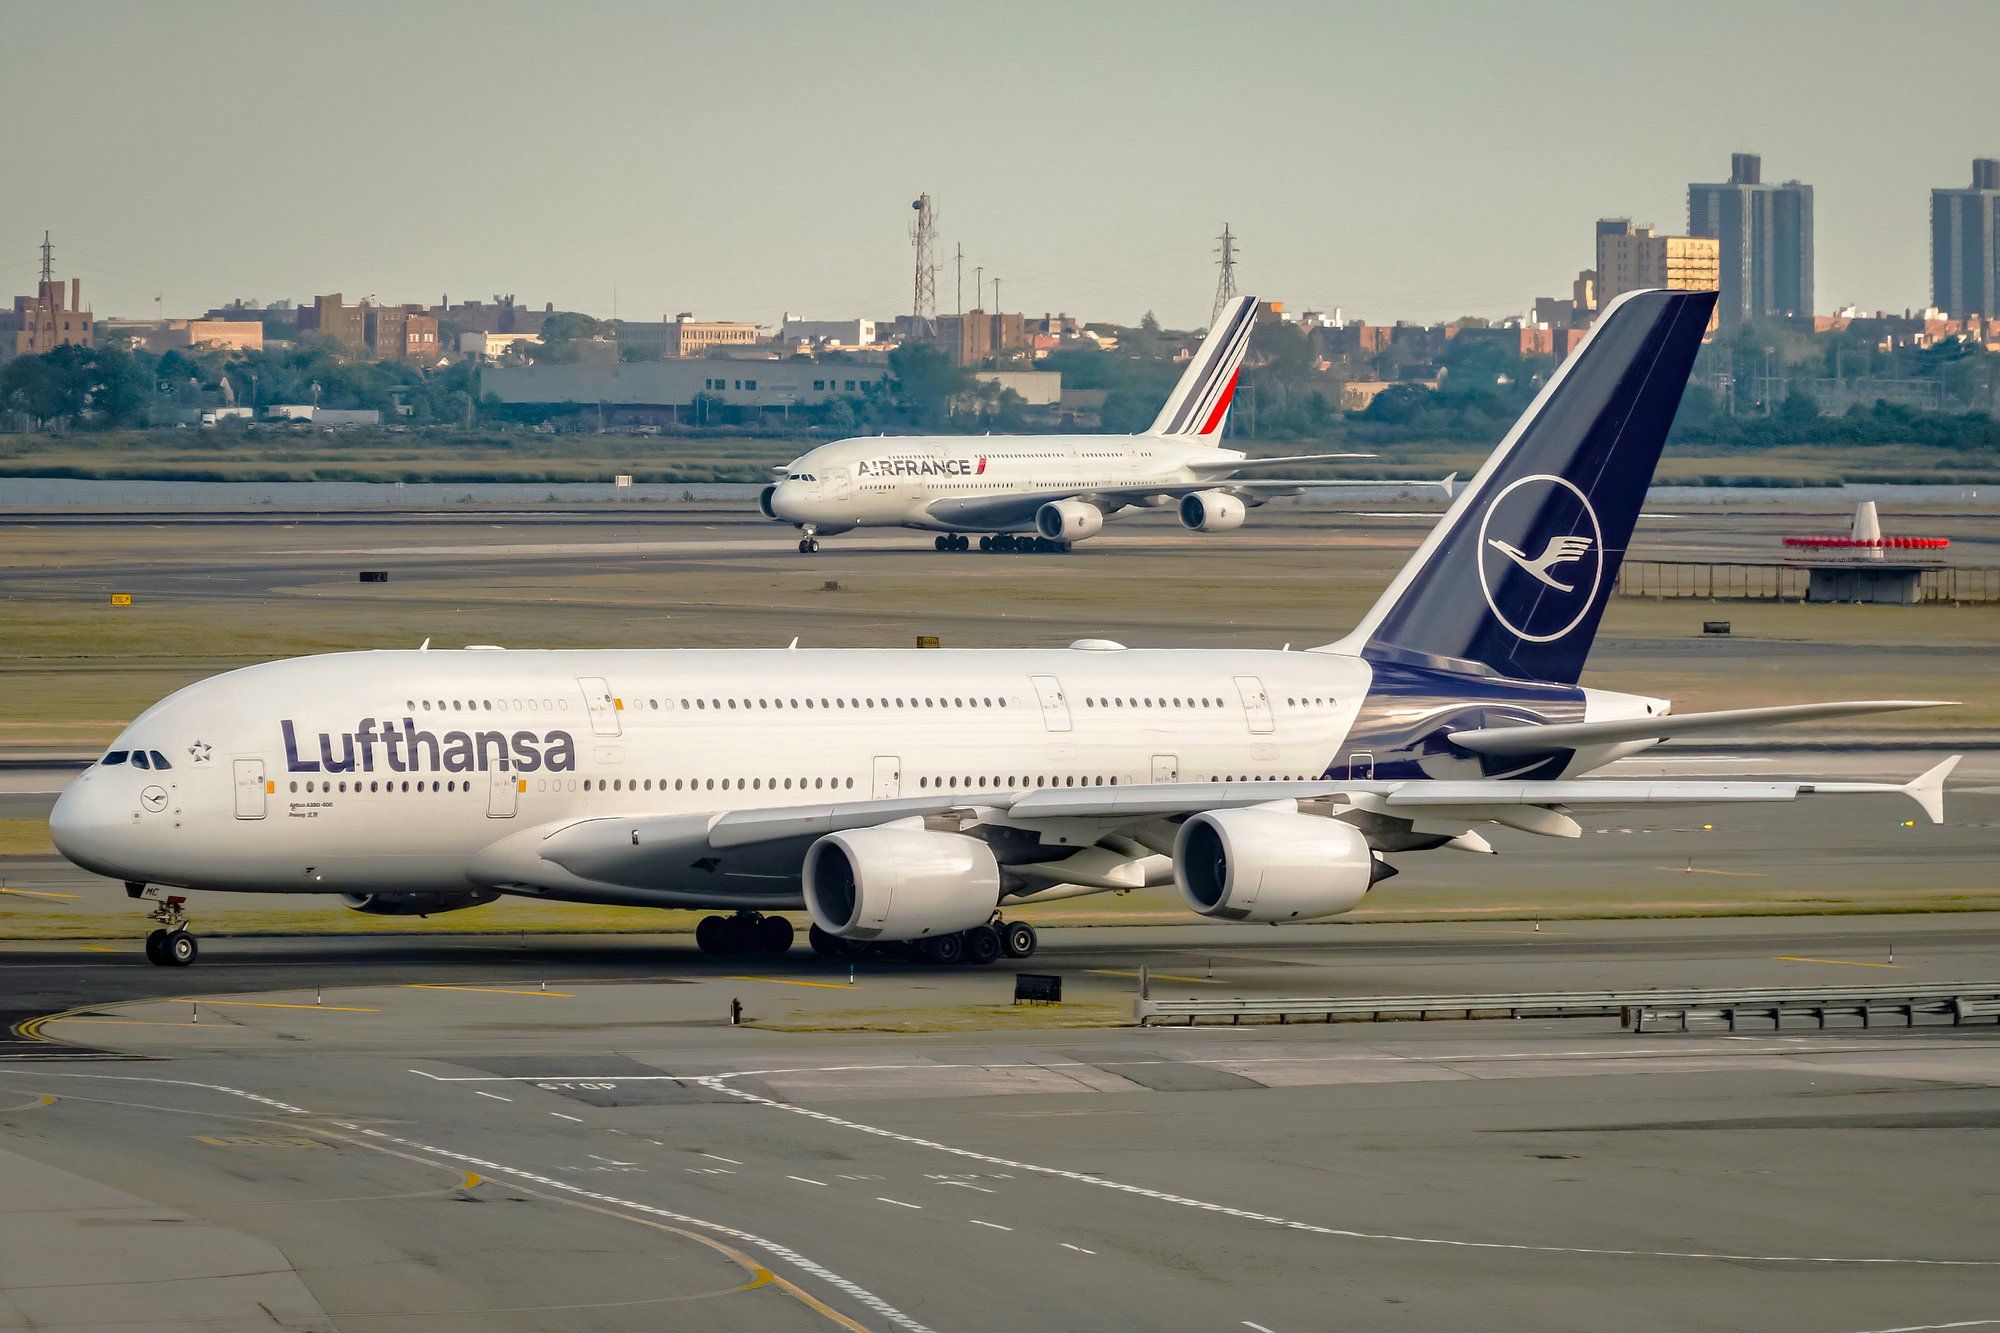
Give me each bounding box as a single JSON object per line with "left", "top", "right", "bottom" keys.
{"left": 4, "top": 1, "right": 1995, "bottom": 328}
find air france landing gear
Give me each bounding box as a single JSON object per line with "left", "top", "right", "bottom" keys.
{"left": 696, "top": 911, "right": 794, "bottom": 956}
{"left": 132, "top": 884, "right": 198, "bottom": 967}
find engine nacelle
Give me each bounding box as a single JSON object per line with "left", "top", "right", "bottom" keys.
{"left": 1178, "top": 489, "right": 1246, "bottom": 532}
{"left": 1174, "top": 808, "right": 1386, "bottom": 922}
{"left": 339, "top": 890, "right": 499, "bottom": 917}
{"left": 758, "top": 484, "right": 779, "bottom": 520}
{"left": 802, "top": 826, "right": 1001, "bottom": 941}
{"left": 1035, "top": 499, "right": 1104, "bottom": 542}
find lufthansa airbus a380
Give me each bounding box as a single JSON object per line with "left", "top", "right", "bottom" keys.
{"left": 53, "top": 289, "right": 1958, "bottom": 967}
{"left": 760, "top": 296, "right": 1451, "bottom": 552}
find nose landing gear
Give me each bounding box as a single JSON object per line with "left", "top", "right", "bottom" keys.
{"left": 130, "top": 884, "right": 199, "bottom": 966}
{"left": 796, "top": 525, "right": 822, "bottom": 554}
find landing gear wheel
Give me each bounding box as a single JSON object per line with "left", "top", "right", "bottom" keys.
{"left": 808, "top": 923, "right": 846, "bottom": 957}
{"left": 162, "top": 930, "right": 197, "bottom": 967}
{"left": 144, "top": 929, "right": 168, "bottom": 965}
{"left": 799, "top": 537, "right": 822, "bottom": 554}
{"left": 758, "top": 915, "right": 795, "bottom": 955}
{"left": 923, "top": 933, "right": 966, "bottom": 965}
{"left": 934, "top": 535, "right": 948, "bottom": 552}
{"left": 695, "top": 915, "right": 726, "bottom": 954}
{"left": 962, "top": 925, "right": 1002, "bottom": 966}
{"left": 999, "top": 920, "right": 1037, "bottom": 959}
{"left": 978, "top": 535, "right": 993, "bottom": 552}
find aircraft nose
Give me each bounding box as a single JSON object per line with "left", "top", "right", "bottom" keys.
{"left": 767, "top": 482, "right": 805, "bottom": 521}
{"left": 48, "top": 776, "right": 136, "bottom": 880}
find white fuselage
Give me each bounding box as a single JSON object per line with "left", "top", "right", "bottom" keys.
{"left": 765, "top": 434, "right": 1246, "bottom": 534}
{"left": 51, "top": 645, "right": 1643, "bottom": 910}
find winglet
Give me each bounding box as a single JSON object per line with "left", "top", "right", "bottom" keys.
{"left": 1439, "top": 471, "right": 1457, "bottom": 500}
{"left": 1905, "top": 755, "right": 1960, "bottom": 824}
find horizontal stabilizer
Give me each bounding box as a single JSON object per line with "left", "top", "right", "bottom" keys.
{"left": 1449, "top": 700, "right": 1955, "bottom": 756}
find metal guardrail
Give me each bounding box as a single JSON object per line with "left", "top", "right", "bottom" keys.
{"left": 1133, "top": 982, "right": 2000, "bottom": 1031}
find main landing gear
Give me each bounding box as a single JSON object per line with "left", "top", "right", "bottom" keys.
{"left": 130, "top": 882, "right": 198, "bottom": 967}
{"left": 806, "top": 917, "right": 1037, "bottom": 965}
{"left": 695, "top": 911, "right": 795, "bottom": 956}
{"left": 937, "top": 533, "right": 1071, "bottom": 554}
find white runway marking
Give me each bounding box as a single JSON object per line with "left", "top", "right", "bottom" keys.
{"left": 685, "top": 1070, "right": 1998, "bottom": 1268}
{"left": 877, "top": 1197, "right": 922, "bottom": 1210}
{"left": 970, "top": 1220, "right": 1012, "bottom": 1231}
{"left": 1062, "top": 1243, "right": 1096, "bottom": 1255}
{"left": 699, "top": 1152, "right": 743, "bottom": 1164}
{"left": 550, "top": 1111, "right": 583, "bottom": 1122}
{"left": 1243, "top": 1322, "right": 1277, "bottom": 1332}
{"left": 787, "top": 1175, "right": 828, "bottom": 1187}
{"left": 1854, "top": 1323, "right": 2000, "bottom": 1333}
{"left": 475, "top": 1090, "right": 512, "bottom": 1101}
{"left": 941, "top": 1181, "right": 997, "bottom": 1194}
{"left": 331, "top": 1122, "right": 928, "bottom": 1331}
{"left": 0, "top": 1069, "right": 307, "bottom": 1115}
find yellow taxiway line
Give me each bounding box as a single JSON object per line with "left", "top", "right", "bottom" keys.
{"left": 1087, "top": 968, "right": 1221, "bottom": 985}
{"left": 0, "top": 887, "right": 79, "bottom": 901}
{"left": 1775, "top": 956, "right": 1899, "bottom": 968}
{"left": 727, "top": 976, "right": 855, "bottom": 990}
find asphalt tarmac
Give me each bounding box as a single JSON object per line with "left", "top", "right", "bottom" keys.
{"left": 3, "top": 917, "right": 1998, "bottom": 1331}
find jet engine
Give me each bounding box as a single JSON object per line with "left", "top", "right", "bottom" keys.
{"left": 758, "top": 485, "right": 779, "bottom": 520}
{"left": 1035, "top": 499, "right": 1105, "bottom": 543}
{"left": 1178, "top": 490, "right": 1246, "bottom": 532}
{"left": 1173, "top": 809, "right": 1387, "bottom": 922}
{"left": 802, "top": 825, "right": 1001, "bottom": 941}
{"left": 339, "top": 890, "right": 500, "bottom": 917}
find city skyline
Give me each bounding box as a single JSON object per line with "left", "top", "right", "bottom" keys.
{"left": 4, "top": 0, "right": 1997, "bottom": 328}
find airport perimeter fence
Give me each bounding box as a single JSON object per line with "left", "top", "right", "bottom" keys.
{"left": 1133, "top": 981, "right": 2000, "bottom": 1031}
{"left": 1614, "top": 559, "right": 2000, "bottom": 603}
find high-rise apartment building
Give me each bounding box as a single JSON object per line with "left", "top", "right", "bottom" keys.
{"left": 1688, "top": 152, "right": 1814, "bottom": 329}
{"left": 1931, "top": 158, "right": 2000, "bottom": 320}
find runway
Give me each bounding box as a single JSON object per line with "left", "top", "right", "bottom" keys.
{"left": 4, "top": 918, "right": 1998, "bottom": 1330}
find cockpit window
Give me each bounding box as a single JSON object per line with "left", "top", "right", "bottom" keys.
{"left": 149, "top": 751, "right": 172, "bottom": 770}
{"left": 131, "top": 751, "right": 151, "bottom": 769}
{"left": 101, "top": 750, "right": 129, "bottom": 766}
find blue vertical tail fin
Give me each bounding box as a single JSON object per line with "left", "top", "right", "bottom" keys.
{"left": 1325, "top": 289, "right": 1716, "bottom": 685}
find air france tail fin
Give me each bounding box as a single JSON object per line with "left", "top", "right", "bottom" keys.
{"left": 1147, "top": 296, "right": 1258, "bottom": 438}
{"left": 1324, "top": 288, "right": 1716, "bottom": 684}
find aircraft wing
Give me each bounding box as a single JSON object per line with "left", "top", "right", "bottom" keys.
{"left": 1187, "top": 452, "right": 1377, "bottom": 472}
{"left": 921, "top": 473, "right": 1453, "bottom": 529}
{"left": 476, "top": 756, "right": 1959, "bottom": 901}
{"left": 1002, "top": 756, "right": 1960, "bottom": 829}
{"left": 1448, "top": 700, "right": 1955, "bottom": 756}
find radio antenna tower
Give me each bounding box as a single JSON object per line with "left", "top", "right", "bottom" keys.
{"left": 910, "top": 193, "right": 938, "bottom": 341}
{"left": 39, "top": 230, "right": 54, "bottom": 285}
{"left": 1211, "top": 224, "right": 1238, "bottom": 322}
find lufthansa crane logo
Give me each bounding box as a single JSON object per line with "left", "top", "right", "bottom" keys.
{"left": 1475, "top": 474, "right": 1603, "bottom": 643}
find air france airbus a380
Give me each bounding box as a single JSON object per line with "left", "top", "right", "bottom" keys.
{"left": 53, "top": 289, "right": 1958, "bottom": 967}
{"left": 761, "top": 296, "right": 1450, "bottom": 553}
